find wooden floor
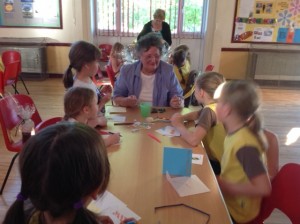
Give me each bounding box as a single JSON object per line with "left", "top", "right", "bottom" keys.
{"left": 0, "top": 78, "right": 299, "bottom": 223}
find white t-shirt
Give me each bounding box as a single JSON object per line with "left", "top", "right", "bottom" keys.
{"left": 73, "top": 78, "right": 99, "bottom": 96}
{"left": 139, "top": 72, "right": 155, "bottom": 104}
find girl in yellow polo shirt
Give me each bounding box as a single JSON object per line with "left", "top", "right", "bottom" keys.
{"left": 215, "top": 80, "right": 271, "bottom": 223}
{"left": 171, "top": 72, "right": 226, "bottom": 175}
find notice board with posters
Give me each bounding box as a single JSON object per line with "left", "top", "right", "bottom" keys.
{"left": 232, "top": 0, "right": 300, "bottom": 44}
{"left": 0, "top": 0, "right": 62, "bottom": 29}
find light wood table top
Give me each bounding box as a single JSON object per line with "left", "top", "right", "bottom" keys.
{"left": 104, "top": 106, "right": 232, "bottom": 224}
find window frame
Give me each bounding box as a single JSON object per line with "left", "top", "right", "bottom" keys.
{"left": 94, "top": 0, "right": 208, "bottom": 39}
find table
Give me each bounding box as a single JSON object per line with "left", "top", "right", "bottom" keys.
{"left": 105, "top": 106, "right": 232, "bottom": 224}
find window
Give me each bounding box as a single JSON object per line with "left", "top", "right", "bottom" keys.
{"left": 95, "top": 0, "right": 207, "bottom": 38}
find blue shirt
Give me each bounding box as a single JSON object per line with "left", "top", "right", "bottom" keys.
{"left": 113, "top": 60, "right": 183, "bottom": 107}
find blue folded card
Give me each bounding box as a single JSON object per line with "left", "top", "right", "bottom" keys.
{"left": 162, "top": 147, "right": 192, "bottom": 176}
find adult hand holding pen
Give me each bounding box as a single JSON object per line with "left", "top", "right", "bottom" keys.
{"left": 126, "top": 95, "right": 138, "bottom": 107}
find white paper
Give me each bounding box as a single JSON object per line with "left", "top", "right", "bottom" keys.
{"left": 166, "top": 173, "right": 210, "bottom": 197}
{"left": 108, "top": 106, "right": 127, "bottom": 113}
{"left": 192, "top": 154, "right": 203, "bottom": 165}
{"left": 156, "top": 125, "right": 180, "bottom": 137}
{"left": 87, "top": 191, "right": 140, "bottom": 224}
{"left": 238, "top": 0, "right": 255, "bottom": 17}
{"left": 101, "top": 206, "right": 141, "bottom": 224}
{"left": 109, "top": 115, "right": 126, "bottom": 122}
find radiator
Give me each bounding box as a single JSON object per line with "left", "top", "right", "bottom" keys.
{"left": 249, "top": 51, "right": 300, "bottom": 81}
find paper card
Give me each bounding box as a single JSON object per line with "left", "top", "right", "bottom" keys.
{"left": 87, "top": 191, "right": 141, "bottom": 224}
{"left": 101, "top": 206, "right": 141, "bottom": 224}
{"left": 87, "top": 191, "right": 127, "bottom": 213}
{"left": 156, "top": 125, "right": 180, "bottom": 137}
{"left": 163, "top": 147, "right": 192, "bottom": 176}
{"left": 166, "top": 173, "right": 210, "bottom": 197}
{"left": 109, "top": 115, "right": 126, "bottom": 122}
{"left": 192, "top": 153, "right": 203, "bottom": 165}
{"left": 108, "top": 106, "right": 127, "bottom": 113}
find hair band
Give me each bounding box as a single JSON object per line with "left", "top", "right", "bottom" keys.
{"left": 73, "top": 200, "right": 83, "bottom": 210}
{"left": 16, "top": 193, "right": 28, "bottom": 201}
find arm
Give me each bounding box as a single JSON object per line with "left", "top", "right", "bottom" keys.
{"left": 168, "top": 69, "right": 183, "bottom": 108}
{"left": 110, "top": 56, "right": 123, "bottom": 74}
{"left": 137, "top": 22, "right": 151, "bottom": 40}
{"left": 218, "top": 173, "right": 271, "bottom": 197}
{"left": 162, "top": 22, "right": 172, "bottom": 46}
{"left": 171, "top": 109, "right": 209, "bottom": 146}
{"left": 264, "top": 129, "right": 279, "bottom": 180}
{"left": 218, "top": 147, "right": 271, "bottom": 197}
{"left": 114, "top": 95, "right": 138, "bottom": 107}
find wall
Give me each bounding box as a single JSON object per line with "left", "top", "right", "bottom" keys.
{"left": 214, "top": 0, "right": 300, "bottom": 79}
{"left": 0, "top": 1, "right": 85, "bottom": 43}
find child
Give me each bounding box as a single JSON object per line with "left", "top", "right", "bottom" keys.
{"left": 108, "top": 42, "right": 124, "bottom": 76}
{"left": 3, "top": 122, "right": 117, "bottom": 223}
{"left": 172, "top": 49, "right": 191, "bottom": 91}
{"left": 171, "top": 72, "right": 226, "bottom": 175}
{"left": 64, "top": 86, "right": 120, "bottom": 148}
{"left": 63, "top": 40, "right": 111, "bottom": 127}
{"left": 215, "top": 80, "right": 271, "bottom": 223}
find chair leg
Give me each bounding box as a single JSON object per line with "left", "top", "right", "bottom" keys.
{"left": 20, "top": 76, "right": 30, "bottom": 95}
{"left": 11, "top": 84, "right": 19, "bottom": 94}
{"left": 0, "top": 153, "right": 19, "bottom": 195}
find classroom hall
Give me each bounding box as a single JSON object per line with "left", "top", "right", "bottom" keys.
{"left": 0, "top": 0, "right": 300, "bottom": 223}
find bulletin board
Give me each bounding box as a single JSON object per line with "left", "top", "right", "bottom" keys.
{"left": 0, "top": 0, "right": 62, "bottom": 29}
{"left": 232, "top": 0, "right": 300, "bottom": 44}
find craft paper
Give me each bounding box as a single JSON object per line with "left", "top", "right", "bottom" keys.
{"left": 156, "top": 125, "right": 180, "bottom": 137}
{"left": 108, "top": 106, "right": 127, "bottom": 113}
{"left": 109, "top": 115, "right": 126, "bottom": 122}
{"left": 166, "top": 173, "right": 210, "bottom": 197}
{"left": 163, "top": 147, "right": 192, "bottom": 176}
{"left": 192, "top": 153, "right": 203, "bottom": 165}
{"left": 87, "top": 191, "right": 140, "bottom": 224}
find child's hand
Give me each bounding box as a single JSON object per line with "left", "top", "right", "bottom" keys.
{"left": 121, "top": 218, "right": 137, "bottom": 224}
{"left": 171, "top": 113, "right": 184, "bottom": 127}
{"left": 105, "top": 133, "right": 120, "bottom": 147}
{"left": 101, "top": 93, "right": 112, "bottom": 104}
{"left": 97, "top": 215, "right": 114, "bottom": 224}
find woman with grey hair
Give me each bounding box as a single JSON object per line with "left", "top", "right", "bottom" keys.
{"left": 113, "top": 33, "right": 182, "bottom": 108}
{"left": 137, "top": 8, "right": 172, "bottom": 46}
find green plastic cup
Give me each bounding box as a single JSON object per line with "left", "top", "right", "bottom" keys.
{"left": 139, "top": 102, "right": 151, "bottom": 118}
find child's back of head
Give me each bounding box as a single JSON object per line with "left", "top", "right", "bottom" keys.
{"left": 3, "top": 122, "right": 110, "bottom": 224}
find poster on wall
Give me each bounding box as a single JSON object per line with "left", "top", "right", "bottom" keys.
{"left": 0, "top": 0, "right": 62, "bottom": 29}
{"left": 232, "top": 0, "right": 300, "bottom": 44}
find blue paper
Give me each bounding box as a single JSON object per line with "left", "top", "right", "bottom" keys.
{"left": 163, "top": 147, "right": 192, "bottom": 176}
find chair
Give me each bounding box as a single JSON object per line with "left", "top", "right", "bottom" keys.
{"left": 248, "top": 163, "right": 300, "bottom": 224}
{"left": 1, "top": 50, "right": 30, "bottom": 94}
{"left": 204, "top": 64, "right": 214, "bottom": 72}
{"left": 0, "top": 61, "right": 20, "bottom": 97}
{"left": 0, "top": 94, "right": 42, "bottom": 194}
{"left": 105, "top": 64, "right": 117, "bottom": 87}
{"left": 99, "top": 44, "right": 112, "bottom": 62}
{"left": 35, "top": 117, "right": 62, "bottom": 132}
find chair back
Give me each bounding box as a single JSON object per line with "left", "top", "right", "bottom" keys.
{"left": 0, "top": 94, "right": 42, "bottom": 152}
{"left": 0, "top": 61, "right": 21, "bottom": 95}
{"left": 99, "top": 44, "right": 112, "bottom": 62}
{"left": 35, "top": 117, "right": 62, "bottom": 132}
{"left": 106, "top": 64, "right": 116, "bottom": 87}
{"left": 248, "top": 163, "right": 300, "bottom": 224}
{"left": 204, "top": 64, "right": 214, "bottom": 72}
{"left": 1, "top": 50, "right": 21, "bottom": 74}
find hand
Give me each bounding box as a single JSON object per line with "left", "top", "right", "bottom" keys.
{"left": 97, "top": 215, "right": 114, "bottom": 224}
{"left": 126, "top": 95, "right": 138, "bottom": 107}
{"left": 101, "top": 93, "right": 112, "bottom": 104}
{"left": 170, "top": 96, "right": 183, "bottom": 108}
{"left": 170, "top": 112, "right": 184, "bottom": 127}
{"left": 121, "top": 218, "right": 137, "bottom": 224}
